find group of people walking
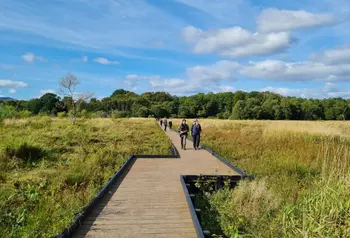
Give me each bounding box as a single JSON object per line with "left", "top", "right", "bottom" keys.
{"left": 156, "top": 117, "right": 202, "bottom": 150}
{"left": 178, "top": 119, "right": 202, "bottom": 150}
{"left": 158, "top": 117, "right": 172, "bottom": 131}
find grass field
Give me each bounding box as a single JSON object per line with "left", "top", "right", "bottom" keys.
{"left": 174, "top": 119, "right": 350, "bottom": 237}
{"left": 0, "top": 118, "right": 171, "bottom": 237}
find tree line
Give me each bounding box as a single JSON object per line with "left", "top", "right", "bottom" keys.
{"left": 1, "top": 88, "right": 350, "bottom": 120}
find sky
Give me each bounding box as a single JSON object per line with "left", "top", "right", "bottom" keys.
{"left": 1, "top": 0, "right": 350, "bottom": 100}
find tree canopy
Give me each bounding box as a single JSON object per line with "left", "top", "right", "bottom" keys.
{"left": 2, "top": 89, "right": 350, "bottom": 120}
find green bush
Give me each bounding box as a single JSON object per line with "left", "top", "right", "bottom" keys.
{"left": 111, "top": 110, "right": 128, "bottom": 118}
{"left": 57, "top": 112, "right": 67, "bottom": 118}
{"left": 18, "top": 110, "right": 32, "bottom": 118}
{"left": 91, "top": 111, "right": 108, "bottom": 118}
{"left": 79, "top": 109, "right": 90, "bottom": 119}
{"left": 0, "top": 105, "right": 17, "bottom": 119}
{"left": 197, "top": 179, "right": 281, "bottom": 237}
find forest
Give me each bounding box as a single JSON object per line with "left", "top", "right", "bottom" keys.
{"left": 1, "top": 89, "right": 350, "bottom": 120}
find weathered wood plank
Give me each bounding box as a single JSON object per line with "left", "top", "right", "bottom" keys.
{"left": 73, "top": 129, "right": 238, "bottom": 238}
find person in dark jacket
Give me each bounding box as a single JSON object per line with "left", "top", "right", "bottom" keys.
{"left": 163, "top": 118, "right": 168, "bottom": 131}
{"left": 191, "top": 119, "right": 202, "bottom": 150}
{"left": 160, "top": 119, "right": 163, "bottom": 127}
{"left": 178, "top": 119, "right": 189, "bottom": 150}
{"left": 169, "top": 118, "right": 173, "bottom": 130}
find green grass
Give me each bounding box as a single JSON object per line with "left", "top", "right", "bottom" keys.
{"left": 0, "top": 117, "right": 172, "bottom": 237}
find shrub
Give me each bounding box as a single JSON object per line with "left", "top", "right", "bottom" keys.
{"left": 18, "top": 110, "right": 32, "bottom": 118}
{"left": 197, "top": 179, "right": 281, "bottom": 237}
{"left": 57, "top": 112, "right": 67, "bottom": 118}
{"left": 0, "top": 105, "right": 17, "bottom": 119}
{"left": 91, "top": 111, "right": 108, "bottom": 118}
{"left": 79, "top": 109, "right": 90, "bottom": 119}
{"left": 111, "top": 110, "right": 128, "bottom": 118}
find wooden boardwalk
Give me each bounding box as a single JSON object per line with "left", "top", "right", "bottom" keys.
{"left": 73, "top": 129, "right": 239, "bottom": 238}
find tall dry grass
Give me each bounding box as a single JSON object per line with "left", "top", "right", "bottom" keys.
{"left": 174, "top": 119, "right": 350, "bottom": 237}
{"left": 0, "top": 118, "right": 171, "bottom": 237}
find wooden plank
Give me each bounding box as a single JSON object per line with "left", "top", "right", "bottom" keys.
{"left": 73, "top": 129, "right": 238, "bottom": 238}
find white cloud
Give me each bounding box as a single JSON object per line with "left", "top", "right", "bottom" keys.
{"left": 8, "top": 88, "right": 16, "bottom": 94}
{"left": 261, "top": 82, "right": 350, "bottom": 98}
{"left": 257, "top": 8, "right": 334, "bottom": 33}
{"left": 183, "top": 25, "right": 294, "bottom": 58}
{"left": 22, "top": 52, "right": 46, "bottom": 63}
{"left": 128, "top": 60, "right": 239, "bottom": 94}
{"left": 186, "top": 60, "right": 240, "bottom": 82}
{"left": 40, "top": 89, "right": 56, "bottom": 95}
{"left": 0, "top": 79, "right": 28, "bottom": 88}
{"left": 221, "top": 32, "right": 293, "bottom": 58}
{"left": 310, "top": 45, "right": 350, "bottom": 65}
{"left": 239, "top": 60, "right": 350, "bottom": 82}
{"left": 93, "top": 57, "right": 120, "bottom": 65}
{"left": 184, "top": 26, "right": 252, "bottom": 53}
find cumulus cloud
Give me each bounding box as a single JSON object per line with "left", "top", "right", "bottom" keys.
{"left": 183, "top": 26, "right": 252, "bottom": 53}
{"left": 8, "top": 88, "right": 16, "bottom": 94}
{"left": 257, "top": 8, "right": 334, "bottom": 33}
{"left": 261, "top": 82, "right": 350, "bottom": 99}
{"left": 186, "top": 60, "right": 240, "bottom": 82}
{"left": 93, "top": 57, "right": 120, "bottom": 65}
{"left": 0, "top": 80, "right": 28, "bottom": 88}
{"left": 221, "top": 32, "right": 294, "bottom": 58}
{"left": 310, "top": 45, "right": 350, "bottom": 65}
{"left": 183, "top": 25, "right": 294, "bottom": 58}
{"left": 127, "top": 60, "right": 239, "bottom": 94}
{"left": 239, "top": 60, "right": 350, "bottom": 82}
{"left": 22, "top": 52, "right": 46, "bottom": 63}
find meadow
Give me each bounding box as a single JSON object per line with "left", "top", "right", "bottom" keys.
{"left": 174, "top": 119, "right": 350, "bottom": 237}
{"left": 0, "top": 117, "right": 172, "bottom": 237}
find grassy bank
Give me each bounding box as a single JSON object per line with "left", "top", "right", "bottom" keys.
{"left": 0, "top": 118, "right": 171, "bottom": 237}
{"left": 174, "top": 119, "right": 350, "bottom": 237}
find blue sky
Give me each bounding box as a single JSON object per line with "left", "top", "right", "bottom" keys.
{"left": 1, "top": 0, "right": 350, "bottom": 100}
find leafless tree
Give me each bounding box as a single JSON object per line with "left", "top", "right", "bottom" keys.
{"left": 59, "top": 73, "right": 93, "bottom": 124}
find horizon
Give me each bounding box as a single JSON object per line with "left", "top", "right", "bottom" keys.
{"left": 1, "top": 0, "right": 350, "bottom": 100}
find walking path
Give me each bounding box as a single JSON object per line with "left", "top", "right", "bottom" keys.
{"left": 73, "top": 128, "right": 239, "bottom": 238}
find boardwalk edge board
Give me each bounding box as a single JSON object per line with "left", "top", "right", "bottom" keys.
{"left": 181, "top": 175, "right": 244, "bottom": 238}
{"left": 180, "top": 176, "right": 205, "bottom": 238}
{"left": 54, "top": 144, "right": 179, "bottom": 238}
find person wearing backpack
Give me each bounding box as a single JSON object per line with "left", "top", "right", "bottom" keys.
{"left": 191, "top": 119, "right": 202, "bottom": 150}
{"left": 178, "top": 119, "right": 189, "bottom": 150}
